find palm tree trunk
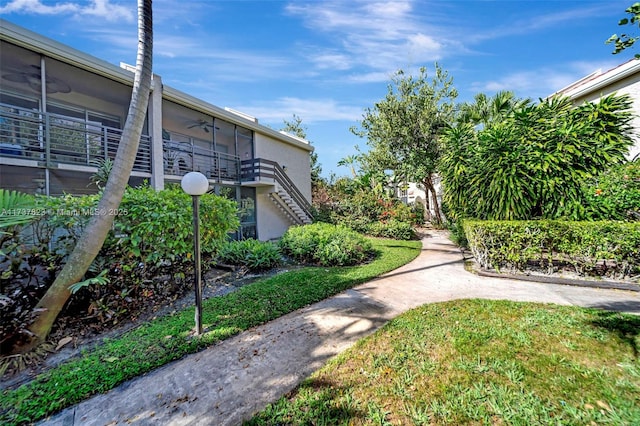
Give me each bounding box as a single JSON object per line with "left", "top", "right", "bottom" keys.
{"left": 16, "top": 0, "right": 153, "bottom": 354}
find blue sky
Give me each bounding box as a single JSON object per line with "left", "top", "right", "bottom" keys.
{"left": 1, "top": 0, "right": 637, "bottom": 177}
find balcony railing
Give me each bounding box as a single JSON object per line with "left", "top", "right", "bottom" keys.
{"left": 241, "top": 158, "right": 312, "bottom": 219}
{"left": 0, "top": 103, "right": 151, "bottom": 173}
{"left": 163, "top": 140, "right": 240, "bottom": 182}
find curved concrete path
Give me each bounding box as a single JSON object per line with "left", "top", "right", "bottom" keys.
{"left": 41, "top": 231, "right": 640, "bottom": 426}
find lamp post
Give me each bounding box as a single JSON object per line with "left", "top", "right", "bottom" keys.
{"left": 181, "top": 171, "right": 209, "bottom": 335}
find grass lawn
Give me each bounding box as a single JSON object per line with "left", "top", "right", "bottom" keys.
{"left": 0, "top": 238, "right": 421, "bottom": 426}
{"left": 247, "top": 299, "right": 640, "bottom": 425}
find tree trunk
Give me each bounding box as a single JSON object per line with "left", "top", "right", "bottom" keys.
{"left": 16, "top": 0, "right": 153, "bottom": 354}
{"left": 423, "top": 175, "right": 443, "bottom": 225}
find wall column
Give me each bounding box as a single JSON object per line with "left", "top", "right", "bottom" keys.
{"left": 148, "top": 74, "right": 164, "bottom": 190}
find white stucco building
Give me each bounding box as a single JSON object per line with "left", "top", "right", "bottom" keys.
{"left": 0, "top": 19, "right": 313, "bottom": 241}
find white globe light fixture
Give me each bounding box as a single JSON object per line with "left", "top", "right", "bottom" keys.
{"left": 181, "top": 171, "right": 209, "bottom": 335}
{"left": 181, "top": 171, "right": 209, "bottom": 196}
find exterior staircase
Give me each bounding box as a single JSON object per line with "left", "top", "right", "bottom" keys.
{"left": 241, "top": 158, "right": 313, "bottom": 225}
{"left": 268, "top": 183, "right": 312, "bottom": 225}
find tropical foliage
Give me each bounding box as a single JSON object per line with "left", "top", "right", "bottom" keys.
{"left": 1, "top": 184, "right": 239, "bottom": 355}
{"left": 440, "top": 94, "right": 635, "bottom": 221}
{"left": 217, "top": 239, "right": 281, "bottom": 271}
{"left": 581, "top": 159, "right": 640, "bottom": 221}
{"left": 0, "top": 189, "right": 37, "bottom": 230}
{"left": 23, "top": 0, "right": 154, "bottom": 352}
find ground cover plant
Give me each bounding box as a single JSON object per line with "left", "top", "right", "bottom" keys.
{"left": 216, "top": 239, "right": 282, "bottom": 271}
{"left": 247, "top": 299, "right": 640, "bottom": 425}
{"left": 0, "top": 238, "right": 421, "bottom": 425}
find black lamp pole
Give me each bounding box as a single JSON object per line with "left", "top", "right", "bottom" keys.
{"left": 192, "top": 194, "right": 203, "bottom": 335}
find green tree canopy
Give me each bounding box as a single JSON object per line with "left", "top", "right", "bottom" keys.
{"left": 351, "top": 64, "right": 458, "bottom": 224}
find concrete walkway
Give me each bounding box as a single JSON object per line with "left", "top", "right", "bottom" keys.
{"left": 41, "top": 231, "right": 640, "bottom": 426}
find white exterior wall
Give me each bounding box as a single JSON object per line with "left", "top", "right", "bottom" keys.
{"left": 255, "top": 186, "right": 296, "bottom": 241}
{"left": 253, "top": 132, "right": 312, "bottom": 241}
{"left": 254, "top": 132, "right": 312, "bottom": 200}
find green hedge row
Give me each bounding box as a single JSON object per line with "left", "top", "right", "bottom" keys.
{"left": 463, "top": 220, "right": 640, "bottom": 280}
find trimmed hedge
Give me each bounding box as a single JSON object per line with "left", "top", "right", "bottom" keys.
{"left": 463, "top": 220, "right": 640, "bottom": 280}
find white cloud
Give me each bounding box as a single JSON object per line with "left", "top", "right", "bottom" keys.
{"left": 236, "top": 97, "right": 364, "bottom": 124}
{"left": 0, "top": 0, "right": 79, "bottom": 14}
{"left": 287, "top": 0, "right": 452, "bottom": 75}
{"left": 467, "top": 4, "right": 614, "bottom": 44}
{"left": 80, "top": 0, "right": 133, "bottom": 22}
{"left": 0, "top": 0, "right": 133, "bottom": 22}
{"left": 471, "top": 59, "right": 623, "bottom": 99}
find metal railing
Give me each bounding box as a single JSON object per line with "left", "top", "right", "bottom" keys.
{"left": 240, "top": 158, "right": 312, "bottom": 219}
{"left": 163, "top": 140, "right": 240, "bottom": 181}
{"left": 0, "top": 103, "right": 151, "bottom": 173}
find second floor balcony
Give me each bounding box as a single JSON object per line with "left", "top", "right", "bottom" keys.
{"left": 0, "top": 103, "right": 152, "bottom": 174}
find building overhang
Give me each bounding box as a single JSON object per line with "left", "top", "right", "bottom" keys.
{"left": 1, "top": 19, "right": 313, "bottom": 153}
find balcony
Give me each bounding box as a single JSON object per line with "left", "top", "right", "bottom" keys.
{"left": 163, "top": 140, "right": 240, "bottom": 182}
{"left": 0, "top": 103, "right": 151, "bottom": 174}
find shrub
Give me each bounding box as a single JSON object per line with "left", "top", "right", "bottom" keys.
{"left": 217, "top": 239, "right": 281, "bottom": 271}
{"left": 108, "top": 184, "right": 239, "bottom": 265}
{"left": 366, "top": 220, "right": 416, "bottom": 240}
{"left": 463, "top": 220, "right": 640, "bottom": 279}
{"left": 279, "top": 223, "right": 374, "bottom": 266}
{"left": 1, "top": 185, "right": 241, "bottom": 344}
{"left": 582, "top": 160, "right": 640, "bottom": 221}
{"left": 33, "top": 184, "right": 240, "bottom": 266}
{"left": 441, "top": 95, "right": 635, "bottom": 221}
{"left": 410, "top": 202, "right": 426, "bottom": 225}
{"left": 447, "top": 219, "right": 468, "bottom": 248}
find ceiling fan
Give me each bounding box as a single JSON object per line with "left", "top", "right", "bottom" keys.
{"left": 2, "top": 65, "right": 71, "bottom": 94}
{"left": 187, "top": 119, "right": 218, "bottom": 133}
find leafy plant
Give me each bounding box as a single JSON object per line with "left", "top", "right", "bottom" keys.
{"left": 280, "top": 223, "right": 374, "bottom": 266}
{"left": 441, "top": 95, "right": 635, "bottom": 221}
{"left": 463, "top": 219, "right": 640, "bottom": 278}
{"left": 217, "top": 239, "right": 281, "bottom": 271}
{"left": 68, "top": 269, "right": 110, "bottom": 294}
{"left": 0, "top": 189, "right": 38, "bottom": 230}
{"left": 582, "top": 160, "right": 640, "bottom": 221}
{"left": 89, "top": 157, "right": 114, "bottom": 189}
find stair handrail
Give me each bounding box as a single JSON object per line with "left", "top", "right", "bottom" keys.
{"left": 241, "top": 158, "right": 313, "bottom": 220}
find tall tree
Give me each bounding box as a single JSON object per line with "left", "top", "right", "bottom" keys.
{"left": 18, "top": 0, "right": 154, "bottom": 353}
{"left": 352, "top": 64, "right": 458, "bottom": 224}
{"left": 457, "top": 91, "right": 530, "bottom": 129}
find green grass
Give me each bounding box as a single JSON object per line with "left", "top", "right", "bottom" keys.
{"left": 247, "top": 299, "right": 640, "bottom": 425}
{"left": 0, "top": 238, "right": 421, "bottom": 425}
